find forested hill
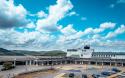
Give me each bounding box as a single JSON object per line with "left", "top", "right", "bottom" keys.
{"left": 0, "top": 48, "right": 66, "bottom": 56}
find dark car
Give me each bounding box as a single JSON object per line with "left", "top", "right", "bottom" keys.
{"left": 82, "top": 74, "right": 87, "bottom": 78}
{"left": 101, "top": 71, "right": 111, "bottom": 76}
{"left": 92, "top": 74, "right": 100, "bottom": 78}
{"left": 69, "top": 73, "right": 75, "bottom": 78}
{"left": 112, "top": 68, "right": 121, "bottom": 72}
{"left": 101, "top": 71, "right": 116, "bottom": 76}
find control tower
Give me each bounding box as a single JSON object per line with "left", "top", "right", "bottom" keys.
{"left": 79, "top": 45, "right": 94, "bottom": 58}
{"left": 67, "top": 45, "right": 94, "bottom": 58}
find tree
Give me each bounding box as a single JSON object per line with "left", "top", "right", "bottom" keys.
{"left": 2, "top": 62, "right": 14, "bottom": 70}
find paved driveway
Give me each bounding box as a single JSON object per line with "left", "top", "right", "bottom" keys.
{"left": 0, "top": 65, "right": 51, "bottom": 78}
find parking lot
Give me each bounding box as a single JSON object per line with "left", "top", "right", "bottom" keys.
{"left": 0, "top": 64, "right": 125, "bottom": 78}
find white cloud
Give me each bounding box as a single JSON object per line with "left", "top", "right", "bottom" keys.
{"left": 0, "top": 29, "right": 37, "bottom": 44}
{"left": 37, "top": 11, "right": 47, "bottom": 18}
{"left": 94, "top": 22, "right": 116, "bottom": 33}
{"left": 78, "top": 22, "right": 116, "bottom": 35}
{"left": 92, "top": 34, "right": 101, "bottom": 39}
{"left": 0, "top": 23, "right": 124, "bottom": 51}
{"left": 61, "top": 24, "right": 77, "bottom": 35}
{"left": 55, "top": 22, "right": 118, "bottom": 50}
{"left": 59, "top": 24, "right": 85, "bottom": 41}
{"left": 0, "top": 0, "right": 28, "bottom": 28}
{"left": 68, "top": 11, "right": 78, "bottom": 16}
{"left": 100, "top": 22, "right": 116, "bottom": 29}
{"left": 115, "top": 25, "right": 125, "bottom": 33}
{"left": 109, "top": 0, "right": 125, "bottom": 8}
{"left": 110, "top": 4, "right": 115, "bottom": 8}
{"left": 58, "top": 22, "right": 116, "bottom": 42}
{"left": 92, "top": 22, "right": 116, "bottom": 33}
{"left": 105, "top": 25, "right": 125, "bottom": 39}
{"left": 93, "top": 28, "right": 103, "bottom": 33}
{"left": 26, "top": 22, "right": 36, "bottom": 28}
{"left": 0, "top": 28, "right": 56, "bottom": 50}
{"left": 36, "top": 0, "right": 73, "bottom": 32}
{"left": 0, "top": 0, "right": 124, "bottom": 51}
{"left": 57, "top": 24, "right": 85, "bottom": 47}
{"left": 83, "top": 28, "right": 93, "bottom": 34}
{"left": 81, "top": 17, "right": 87, "bottom": 21}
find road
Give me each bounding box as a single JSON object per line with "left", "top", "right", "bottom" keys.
{"left": 0, "top": 65, "right": 52, "bottom": 78}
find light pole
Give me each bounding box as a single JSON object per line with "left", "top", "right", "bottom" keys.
{"left": 110, "top": 58, "right": 112, "bottom": 71}
{"left": 35, "top": 57, "right": 38, "bottom": 66}
{"left": 51, "top": 56, "right": 53, "bottom": 69}
{"left": 14, "top": 58, "right": 16, "bottom": 67}
{"left": 25, "top": 62, "right": 28, "bottom": 72}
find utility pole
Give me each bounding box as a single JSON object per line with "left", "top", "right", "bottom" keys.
{"left": 51, "top": 56, "right": 53, "bottom": 69}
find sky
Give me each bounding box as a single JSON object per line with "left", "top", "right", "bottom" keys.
{"left": 0, "top": 0, "right": 125, "bottom": 51}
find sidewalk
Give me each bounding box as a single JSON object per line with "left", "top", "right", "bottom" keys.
{"left": 0, "top": 65, "right": 51, "bottom": 78}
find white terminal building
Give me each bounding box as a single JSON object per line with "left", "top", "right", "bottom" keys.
{"left": 67, "top": 45, "right": 125, "bottom": 59}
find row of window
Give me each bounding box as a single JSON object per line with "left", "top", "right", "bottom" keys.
{"left": 92, "top": 54, "right": 116, "bottom": 57}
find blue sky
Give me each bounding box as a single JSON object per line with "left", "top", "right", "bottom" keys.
{"left": 0, "top": 0, "right": 125, "bottom": 51}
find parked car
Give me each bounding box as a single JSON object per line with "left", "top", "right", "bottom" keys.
{"left": 101, "top": 71, "right": 116, "bottom": 76}
{"left": 92, "top": 74, "right": 100, "bottom": 78}
{"left": 112, "top": 68, "right": 121, "bottom": 72}
{"left": 69, "top": 73, "right": 75, "bottom": 78}
{"left": 82, "top": 74, "right": 87, "bottom": 78}
{"left": 102, "top": 72, "right": 110, "bottom": 76}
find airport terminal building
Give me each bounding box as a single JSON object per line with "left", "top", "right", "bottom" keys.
{"left": 0, "top": 45, "right": 125, "bottom": 67}
{"left": 67, "top": 45, "right": 125, "bottom": 59}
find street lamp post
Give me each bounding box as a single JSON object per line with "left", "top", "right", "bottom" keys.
{"left": 51, "top": 56, "right": 53, "bottom": 69}
{"left": 14, "top": 58, "right": 16, "bottom": 67}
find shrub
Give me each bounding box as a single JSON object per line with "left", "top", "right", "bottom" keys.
{"left": 1, "top": 62, "right": 15, "bottom": 71}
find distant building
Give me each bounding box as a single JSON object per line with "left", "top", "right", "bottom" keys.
{"left": 67, "top": 45, "right": 94, "bottom": 58}
{"left": 67, "top": 45, "right": 125, "bottom": 59}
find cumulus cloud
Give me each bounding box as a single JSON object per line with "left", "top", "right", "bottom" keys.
{"left": 26, "top": 22, "right": 36, "bottom": 28}
{"left": 59, "top": 24, "right": 85, "bottom": 42}
{"left": 93, "top": 22, "right": 116, "bottom": 33}
{"left": 0, "top": 23, "right": 124, "bottom": 51}
{"left": 81, "top": 22, "right": 116, "bottom": 36}
{"left": 100, "top": 22, "right": 116, "bottom": 29}
{"left": 58, "top": 22, "right": 116, "bottom": 42}
{"left": 36, "top": 0, "right": 73, "bottom": 32}
{"left": 0, "top": 28, "right": 56, "bottom": 50}
{"left": 0, "top": 0, "right": 76, "bottom": 50}
{"left": 0, "top": 0, "right": 124, "bottom": 51}
{"left": 68, "top": 11, "right": 78, "bottom": 16}
{"left": 0, "top": 0, "right": 28, "bottom": 28}
{"left": 105, "top": 25, "right": 125, "bottom": 39}
{"left": 55, "top": 22, "right": 120, "bottom": 51}
{"left": 81, "top": 17, "right": 87, "bottom": 21}
{"left": 92, "top": 34, "right": 101, "bottom": 39}
{"left": 61, "top": 24, "right": 77, "bottom": 35}
{"left": 37, "top": 11, "right": 47, "bottom": 18}
{"left": 78, "top": 22, "right": 116, "bottom": 35}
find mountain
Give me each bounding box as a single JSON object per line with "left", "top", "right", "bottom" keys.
{"left": 42, "top": 50, "right": 66, "bottom": 56}
{"left": 12, "top": 50, "right": 44, "bottom": 56}
{"left": 0, "top": 48, "right": 67, "bottom": 56}
{"left": 12, "top": 50, "right": 67, "bottom": 56}
{"left": 0, "top": 48, "right": 24, "bottom": 56}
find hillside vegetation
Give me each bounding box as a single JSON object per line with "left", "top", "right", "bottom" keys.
{"left": 0, "top": 48, "right": 67, "bottom": 56}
